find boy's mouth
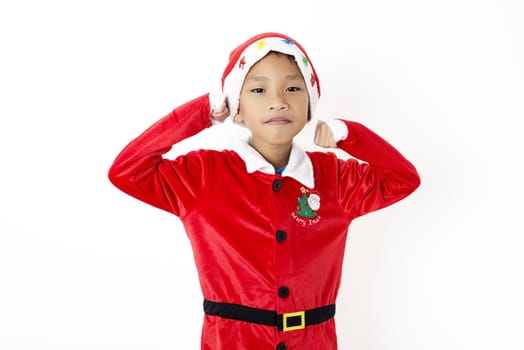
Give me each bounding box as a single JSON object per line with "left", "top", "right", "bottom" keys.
{"left": 266, "top": 117, "right": 291, "bottom": 125}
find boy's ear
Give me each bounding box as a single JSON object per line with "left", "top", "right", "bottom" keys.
{"left": 233, "top": 113, "right": 243, "bottom": 124}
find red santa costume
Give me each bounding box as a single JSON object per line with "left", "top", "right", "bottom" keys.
{"left": 108, "top": 32, "right": 420, "bottom": 350}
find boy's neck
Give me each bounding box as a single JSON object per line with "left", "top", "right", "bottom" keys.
{"left": 251, "top": 142, "right": 291, "bottom": 170}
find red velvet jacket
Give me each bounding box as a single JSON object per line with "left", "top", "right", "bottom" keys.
{"left": 108, "top": 94, "right": 420, "bottom": 349}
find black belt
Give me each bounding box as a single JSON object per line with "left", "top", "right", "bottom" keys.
{"left": 203, "top": 299, "right": 335, "bottom": 332}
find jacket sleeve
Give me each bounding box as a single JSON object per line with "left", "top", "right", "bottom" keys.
{"left": 335, "top": 119, "right": 421, "bottom": 218}
{"left": 107, "top": 93, "right": 213, "bottom": 217}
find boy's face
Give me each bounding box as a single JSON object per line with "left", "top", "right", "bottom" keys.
{"left": 235, "top": 52, "right": 309, "bottom": 151}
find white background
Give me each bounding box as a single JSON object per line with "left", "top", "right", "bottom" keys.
{"left": 1, "top": 0, "right": 523, "bottom": 349}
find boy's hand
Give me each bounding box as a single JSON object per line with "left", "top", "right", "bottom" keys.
{"left": 314, "top": 121, "right": 337, "bottom": 148}
{"left": 211, "top": 103, "right": 229, "bottom": 123}
{"left": 209, "top": 93, "right": 229, "bottom": 123}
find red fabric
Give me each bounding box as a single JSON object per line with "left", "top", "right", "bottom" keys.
{"left": 108, "top": 94, "right": 420, "bottom": 349}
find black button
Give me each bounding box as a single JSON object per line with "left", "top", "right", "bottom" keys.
{"left": 276, "top": 342, "right": 287, "bottom": 350}
{"left": 276, "top": 230, "right": 287, "bottom": 242}
{"left": 272, "top": 179, "right": 282, "bottom": 191}
{"left": 278, "top": 286, "right": 290, "bottom": 298}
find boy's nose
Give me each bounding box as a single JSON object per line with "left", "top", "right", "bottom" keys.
{"left": 269, "top": 92, "right": 288, "bottom": 110}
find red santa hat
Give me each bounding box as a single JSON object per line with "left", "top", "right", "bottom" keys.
{"left": 221, "top": 32, "right": 321, "bottom": 120}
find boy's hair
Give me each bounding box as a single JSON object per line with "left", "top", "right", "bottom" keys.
{"left": 221, "top": 32, "right": 321, "bottom": 121}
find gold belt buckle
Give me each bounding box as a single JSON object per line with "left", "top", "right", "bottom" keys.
{"left": 282, "top": 310, "right": 305, "bottom": 332}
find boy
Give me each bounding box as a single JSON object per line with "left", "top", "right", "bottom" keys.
{"left": 108, "top": 32, "right": 420, "bottom": 349}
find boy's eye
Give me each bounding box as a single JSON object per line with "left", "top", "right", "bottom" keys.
{"left": 251, "top": 88, "right": 265, "bottom": 93}
{"left": 287, "top": 86, "right": 301, "bottom": 92}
